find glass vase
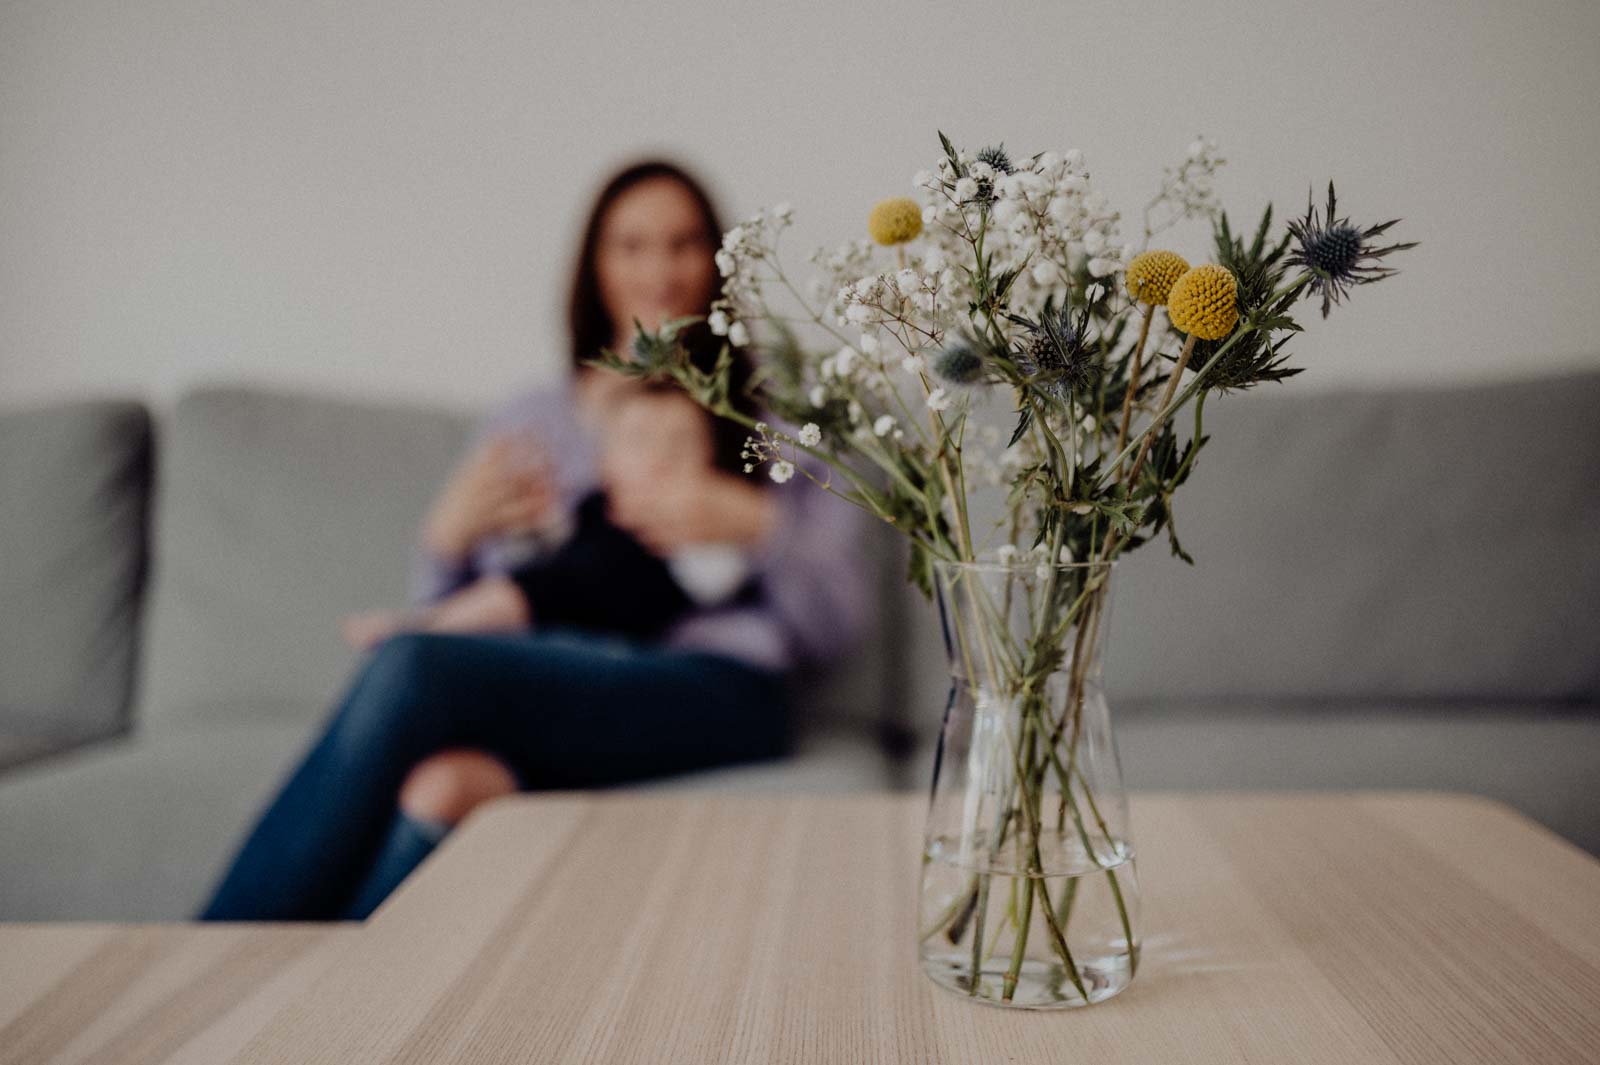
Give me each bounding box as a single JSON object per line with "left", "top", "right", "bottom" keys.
{"left": 917, "top": 557, "right": 1140, "bottom": 1008}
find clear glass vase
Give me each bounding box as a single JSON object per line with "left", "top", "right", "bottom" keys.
{"left": 917, "top": 557, "right": 1140, "bottom": 1008}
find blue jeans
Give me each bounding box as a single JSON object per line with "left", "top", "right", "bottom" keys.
{"left": 198, "top": 630, "right": 792, "bottom": 920}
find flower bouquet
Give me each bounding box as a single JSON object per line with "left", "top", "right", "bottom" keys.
{"left": 597, "top": 132, "right": 1414, "bottom": 1008}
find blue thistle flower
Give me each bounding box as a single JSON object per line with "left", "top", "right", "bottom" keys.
{"left": 976, "top": 144, "right": 1015, "bottom": 176}
{"left": 1005, "top": 300, "right": 1096, "bottom": 401}
{"left": 932, "top": 337, "right": 985, "bottom": 385}
{"left": 1286, "top": 182, "right": 1418, "bottom": 317}
{"left": 964, "top": 144, "right": 1014, "bottom": 206}
{"left": 632, "top": 330, "right": 660, "bottom": 364}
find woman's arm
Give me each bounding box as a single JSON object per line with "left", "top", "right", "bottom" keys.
{"left": 344, "top": 577, "right": 529, "bottom": 648}
{"left": 409, "top": 388, "right": 569, "bottom": 605}
{"left": 740, "top": 459, "right": 877, "bottom": 667}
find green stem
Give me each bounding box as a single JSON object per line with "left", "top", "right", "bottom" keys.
{"left": 1002, "top": 877, "right": 1034, "bottom": 1001}
{"left": 1096, "top": 274, "right": 1310, "bottom": 488}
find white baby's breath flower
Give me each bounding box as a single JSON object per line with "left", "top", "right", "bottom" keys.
{"left": 1086, "top": 283, "right": 1107, "bottom": 303}
{"left": 858, "top": 334, "right": 881, "bottom": 356}
{"left": 845, "top": 303, "right": 872, "bottom": 325}
{"left": 1087, "top": 257, "right": 1121, "bottom": 278}
{"left": 715, "top": 250, "right": 736, "bottom": 277}
{"left": 808, "top": 385, "right": 827, "bottom": 408}
{"left": 996, "top": 544, "right": 1019, "bottom": 566}
{"left": 873, "top": 414, "right": 895, "bottom": 437}
{"left": 797, "top": 422, "right": 822, "bottom": 447}
{"left": 772, "top": 201, "right": 793, "bottom": 223}
{"left": 707, "top": 310, "right": 730, "bottom": 336}
{"left": 926, "top": 387, "right": 952, "bottom": 412}
{"left": 727, "top": 321, "right": 750, "bottom": 346}
{"left": 769, "top": 460, "right": 795, "bottom": 484}
{"left": 901, "top": 354, "right": 925, "bottom": 375}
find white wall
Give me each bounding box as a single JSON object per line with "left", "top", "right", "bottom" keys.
{"left": 3, "top": 0, "right": 1597, "bottom": 411}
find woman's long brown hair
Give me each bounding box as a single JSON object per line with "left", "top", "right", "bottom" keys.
{"left": 565, "top": 159, "right": 758, "bottom": 475}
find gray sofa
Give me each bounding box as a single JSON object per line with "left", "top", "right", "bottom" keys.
{"left": 2, "top": 373, "right": 1596, "bottom": 921}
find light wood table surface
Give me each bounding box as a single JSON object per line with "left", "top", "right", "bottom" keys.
{"left": 0, "top": 924, "right": 353, "bottom": 1065}
{"left": 5, "top": 791, "right": 1599, "bottom": 1063}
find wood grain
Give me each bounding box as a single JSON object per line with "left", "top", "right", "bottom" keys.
{"left": 4, "top": 793, "right": 1594, "bottom": 1063}
{"left": 0, "top": 924, "right": 351, "bottom": 1065}
{"left": 199, "top": 790, "right": 1599, "bottom": 1065}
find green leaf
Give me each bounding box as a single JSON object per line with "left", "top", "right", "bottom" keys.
{"left": 1007, "top": 405, "right": 1033, "bottom": 448}
{"left": 1164, "top": 503, "right": 1196, "bottom": 565}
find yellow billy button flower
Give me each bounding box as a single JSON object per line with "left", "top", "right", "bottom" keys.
{"left": 1124, "top": 250, "right": 1189, "bottom": 306}
{"left": 867, "top": 197, "right": 923, "bottom": 246}
{"left": 1167, "top": 263, "right": 1239, "bottom": 340}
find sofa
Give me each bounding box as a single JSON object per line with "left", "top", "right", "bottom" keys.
{"left": 2, "top": 372, "right": 1597, "bottom": 921}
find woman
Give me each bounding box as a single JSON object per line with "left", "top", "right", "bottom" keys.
{"left": 199, "top": 160, "right": 872, "bottom": 921}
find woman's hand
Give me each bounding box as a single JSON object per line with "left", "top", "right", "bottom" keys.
{"left": 340, "top": 607, "right": 426, "bottom": 650}
{"left": 423, "top": 434, "right": 556, "bottom": 562}
{"left": 607, "top": 465, "right": 777, "bottom": 556}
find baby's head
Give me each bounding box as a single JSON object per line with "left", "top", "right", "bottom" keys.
{"left": 601, "top": 386, "right": 715, "bottom": 488}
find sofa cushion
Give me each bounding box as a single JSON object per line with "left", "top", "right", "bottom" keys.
{"left": 1106, "top": 371, "right": 1600, "bottom": 703}
{"left": 137, "top": 387, "right": 472, "bottom": 730}
{"left": 137, "top": 384, "right": 905, "bottom": 738}
{"left": 0, "top": 721, "right": 313, "bottom": 920}
{"left": 0, "top": 399, "right": 151, "bottom": 744}
{"left": 0, "top": 732, "right": 68, "bottom": 774}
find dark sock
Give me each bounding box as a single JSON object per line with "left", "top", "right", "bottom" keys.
{"left": 340, "top": 811, "right": 451, "bottom": 920}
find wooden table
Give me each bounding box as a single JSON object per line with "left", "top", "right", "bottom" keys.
{"left": 0, "top": 924, "right": 354, "bottom": 1065}
{"left": 4, "top": 791, "right": 1599, "bottom": 1064}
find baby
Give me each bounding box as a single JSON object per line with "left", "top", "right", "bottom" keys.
{"left": 343, "top": 388, "right": 752, "bottom": 649}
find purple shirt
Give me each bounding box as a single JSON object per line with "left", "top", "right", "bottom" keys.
{"left": 411, "top": 377, "right": 875, "bottom": 674}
